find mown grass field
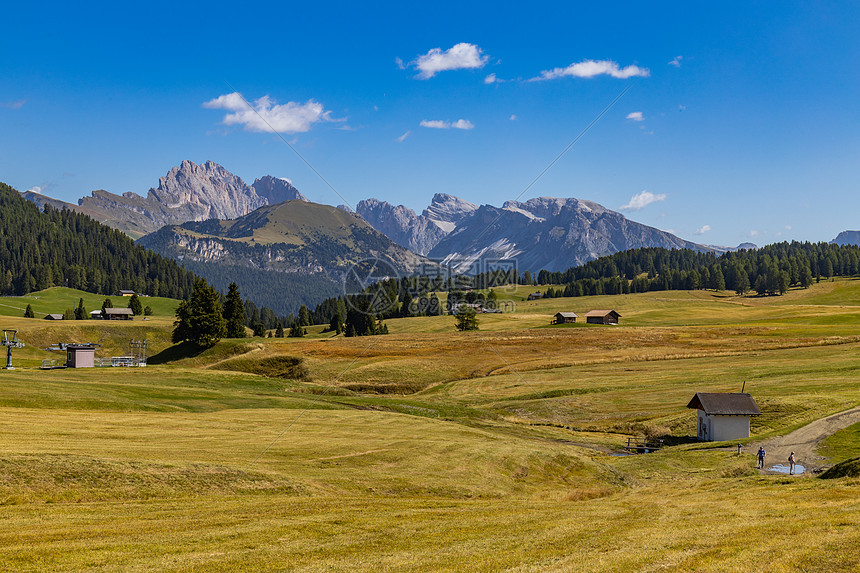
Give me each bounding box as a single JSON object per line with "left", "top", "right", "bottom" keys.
{"left": 0, "top": 280, "right": 859, "bottom": 571}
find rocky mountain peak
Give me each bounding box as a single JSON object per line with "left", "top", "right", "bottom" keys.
{"left": 252, "top": 175, "right": 307, "bottom": 204}
{"left": 146, "top": 160, "right": 267, "bottom": 220}
{"left": 422, "top": 193, "right": 478, "bottom": 232}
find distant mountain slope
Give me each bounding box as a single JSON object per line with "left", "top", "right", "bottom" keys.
{"left": 428, "top": 197, "right": 715, "bottom": 272}
{"left": 832, "top": 231, "right": 860, "bottom": 246}
{"left": 0, "top": 181, "right": 197, "bottom": 298}
{"left": 356, "top": 193, "right": 477, "bottom": 255}
{"left": 251, "top": 176, "right": 307, "bottom": 204}
{"left": 138, "top": 200, "right": 428, "bottom": 315}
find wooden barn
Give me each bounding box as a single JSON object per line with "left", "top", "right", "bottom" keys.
{"left": 66, "top": 344, "right": 96, "bottom": 368}
{"left": 585, "top": 310, "right": 621, "bottom": 325}
{"left": 118, "top": 290, "right": 136, "bottom": 296}
{"left": 44, "top": 314, "right": 65, "bottom": 320}
{"left": 103, "top": 308, "right": 134, "bottom": 320}
{"left": 687, "top": 392, "right": 761, "bottom": 441}
{"left": 527, "top": 292, "right": 543, "bottom": 301}
{"left": 553, "top": 312, "right": 578, "bottom": 324}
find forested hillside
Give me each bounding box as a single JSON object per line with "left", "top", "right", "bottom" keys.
{"left": 0, "top": 181, "right": 197, "bottom": 298}
{"left": 533, "top": 242, "right": 860, "bottom": 297}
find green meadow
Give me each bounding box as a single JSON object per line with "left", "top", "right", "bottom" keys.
{"left": 0, "top": 281, "right": 858, "bottom": 571}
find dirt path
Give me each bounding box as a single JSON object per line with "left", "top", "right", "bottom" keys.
{"left": 750, "top": 406, "right": 860, "bottom": 475}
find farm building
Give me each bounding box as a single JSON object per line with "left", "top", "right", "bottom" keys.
{"left": 553, "top": 312, "right": 578, "bottom": 324}
{"left": 686, "top": 392, "right": 761, "bottom": 441}
{"left": 118, "top": 290, "right": 136, "bottom": 296}
{"left": 44, "top": 314, "right": 65, "bottom": 320}
{"left": 103, "top": 308, "right": 134, "bottom": 320}
{"left": 585, "top": 310, "right": 621, "bottom": 324}
{"left": 66, "top": 344, "right": 96, "bottom": 368}
{"left": 527, "top": 292, "right": 543, "bottom": 301}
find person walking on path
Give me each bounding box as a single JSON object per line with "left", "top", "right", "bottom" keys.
{"left": 789, "top": 452, "right": 797, "bottom": 475}
{"left": 757, "top": 447, "right": 766, "bottom": 469}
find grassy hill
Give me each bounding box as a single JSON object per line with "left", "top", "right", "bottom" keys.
{"left": 0, "top": 279, "right": 858, "bottom": 570}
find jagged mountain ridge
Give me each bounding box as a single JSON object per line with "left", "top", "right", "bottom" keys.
{"left": 356, "top": 193, "right": 477, "bottom": 255}
{"left": 22, "top": 160, "right": 306, "bottom": 239}
{"left": 425, "top": 196, "right": 717, "bottom": 273}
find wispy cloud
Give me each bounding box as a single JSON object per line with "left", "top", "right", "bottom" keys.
{"left": 26, "top": 185, "right": 45, "bottom": 194}
{"left": 621, "top": 190, "right": 666, "bottom": 211}
{"left": 203, "top": 92, "right": 338, "bottom": 133}
{"left": 669, "top": 55, "right": 683, "bottom": 68}
{"left": 509, "top": 114, "right": 517, "bottom": 121}
{"left": 420, "top": 119, "right": 474, "bottom": 130}
{"left": 626, "top": 111, "right": 644, "bottom": 121}
{"left": 0, "top": 99, "right": 26, "bottom": 109}
{"left": 411, "top": 43, "right": 488, "bottom": 79}
{"left": 533, "top": 59, "right": 650, "bottom": 81}
{"left": 484, "top": 73, "right": 505, "bottom": 84}
{"left": 397, "top": 130, "right": 411, "bottom": 143}
{"left": 694, "top": 225, "right": 711, "bottom": 235}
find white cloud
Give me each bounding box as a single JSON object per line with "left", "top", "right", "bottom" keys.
{"left": 484, "top": 73, "right": 498, "bottom": 84}
{"left": 279, "top": 177, "right": 293, "bottom": 185}
{"left": 420, "top": 119, "right": 474, "bottom": 130}
{"left": 26, "top": 186, "right": 44, "bottom": 194}
{"left": 451, "top": 119, "right": 474, "bottom": 130}
{"left": 678, "top": 105, "right": 687, "bottom": 112}
{"left": 0, "top": 99, "right": 26, "bottom": 109}
{"left": 509, "top": 114, "right": 517, "bottom": 121}
{"left": 395, "top": 57, "right": 406, "bottom": 70}
{"left": 412, "top": 43, "right": 488, "bottom": 79}
{"left": 621, "top": 190, "right": 666, "bottom": 211}
{"left": 785, "top": 225, "right": 792, "bottom": 231}
{"left": 397, "top": 130, "right": 411, "bottom": 143}
{"left": 203, "top": 92, "right": 337, "bottom": 133}
{"left": 669, "top": 56, "right": 683, "bottom": 68}
{"left": 694, "top": 225, "right": 711, "bottom": 235}
{"left": 749, "top": 230, "right": 760, "bottom": 237}
{"left": 626, "top": 111, "right": 644, "bottom": 121}
{"left": 534, "top": 59, "right": 650, "bottom": 81}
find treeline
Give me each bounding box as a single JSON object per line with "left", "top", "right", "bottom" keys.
{"left": 530, "top": 242, "right": 860, "bottom": 297}
{"left": 0, "top": 182, "right": 197, "bottom": 298}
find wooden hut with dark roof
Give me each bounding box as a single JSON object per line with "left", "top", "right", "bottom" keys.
{"left": 687, "top": 392, "right": 761, "bottom": 441}
{"left": 585, "top": 310, "right": 621, "bottom": 325}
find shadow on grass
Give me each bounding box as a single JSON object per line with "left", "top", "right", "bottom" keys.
{"left": 659, "top": 435, "right": 700, "bottom": 447}
{"left": 148, "top": 341, "right": 208, "bottom": 364}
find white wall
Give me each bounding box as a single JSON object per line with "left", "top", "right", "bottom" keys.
{"left": 697, "top": 412, "right": 751, "bottom": 441}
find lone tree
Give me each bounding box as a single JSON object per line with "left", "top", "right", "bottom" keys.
{"left": 128, "top": 293, "right": 143, "bottom": 316}
{"left": 102, "top": 298, "right": 113, "bottom": 313}
{"left": 172, "top": 278, "right": 226, "bottom": 347}
{"left": 288, "top": 321, "right": 305, "bottom": 338}
{"left": 454, "top": 308, "right": 479, "bottom": 331}
{"left": 275, "top": 322, "right": 284, "bottom": 338}
{"left": 23, "top": 304, "right": 34, "bottom": 318}
{"left": 74, "top": 297, "right": 88, "bottom": 320}
{"left": 223, "top": 282, "right": 246, "bottom": 338}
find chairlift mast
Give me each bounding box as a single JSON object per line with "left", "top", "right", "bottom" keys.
{"left": 1, "top": 330, "right": 25, "bottom": 370}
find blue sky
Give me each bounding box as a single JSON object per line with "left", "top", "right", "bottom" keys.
{"left": 2, "top": 1, "right": 859, "bottom": 247}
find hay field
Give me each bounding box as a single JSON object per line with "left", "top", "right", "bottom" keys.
{"left": 0, "top": 280, "right": 858, "bottom": 571}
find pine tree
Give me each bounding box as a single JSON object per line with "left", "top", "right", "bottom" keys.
{"left": 329, "top": 313, "right": 343, "bottom": 334}
{"left": 275, "top": 322, "right": 285, "bottom": 338}
{"left": 298, "top": 305, "right": 311, "bottom": 326}
{"left": 172, "top": 278, "right": 226, "bottom": 347}
{"left": 128, "top": 293, "right": 143, "bottom": 315}
{"left": 454, "top": 308, "right": 479, "bottom": 331}
{"left": 63, "top": 307, "right": 74, "bottom": 320}
{"left": 74, "top": 297, "right": 88, "bottom": 320}
{"left": 143, "top": 306, "right": 153, "bottom": 316}
{"left": 102, "top": 298, "right": 113, "bottom": 313}
{"left": 223, "top": 282, "right": 246, "bottom": 338}
{"left": 288, "top": 322, "right": 305, "bottom": 337}
{"left": 23, "top": 304, "right": 34, "bottom": 318}
{"left": 252, "top": 322, "right": 266, "bottom": 337}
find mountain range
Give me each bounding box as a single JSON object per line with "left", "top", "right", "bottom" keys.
{"left": 18, "top": 159, "right": 789, "bottom": 313}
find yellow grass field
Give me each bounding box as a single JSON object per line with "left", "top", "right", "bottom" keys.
{"left": 0, "top": 281, "right": 858, "bottom": 571}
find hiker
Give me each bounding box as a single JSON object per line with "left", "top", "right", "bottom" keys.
{"left": 789, "top": 452, "right": 796, "bottom": 475}
{"left": 757, "top": 447, "right": 766, "bottom": 469}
